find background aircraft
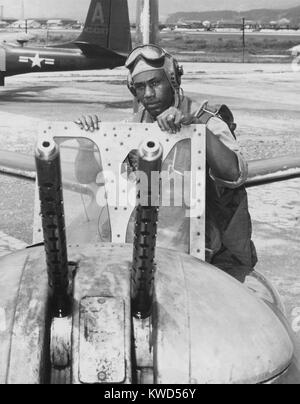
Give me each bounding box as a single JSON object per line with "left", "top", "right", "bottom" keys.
{"left": 0, "top": 0, "right": 132, "bottom": 86}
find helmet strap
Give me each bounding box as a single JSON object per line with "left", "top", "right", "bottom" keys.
{"left": 173, "top": 87, "right": 184, "bottom": 109}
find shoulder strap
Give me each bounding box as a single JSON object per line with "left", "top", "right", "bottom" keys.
{"left": 195, "top": 101, "right": 237, "bottom": 138}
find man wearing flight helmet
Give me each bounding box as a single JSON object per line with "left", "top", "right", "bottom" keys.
{"left": 76, "top": 44, "right": 257, "bottom": 282}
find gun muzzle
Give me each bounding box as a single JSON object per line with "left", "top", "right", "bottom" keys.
{"left": 35, "top": 137, "right": 71, "bottom": 318}
{"left": 131, "top": 139, "right": 163, "bottom": 319}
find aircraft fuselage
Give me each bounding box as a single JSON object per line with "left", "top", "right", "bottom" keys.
{"left": 0, "top": 44, "right": 126, "bottom": 80}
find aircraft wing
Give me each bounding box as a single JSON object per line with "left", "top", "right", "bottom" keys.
{"left": 0, "top": 149, "right": 93, "bottom": 196}
{"left": 0, "top": 150, "right": 35, "bottom": 173}
{"left": 1, "top": 150, "right": 300, "bottom": 188}
{"left": 247, "top": 155, "right": 300, "bottom": 187}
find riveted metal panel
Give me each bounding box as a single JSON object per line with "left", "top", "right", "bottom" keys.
{"left": 79, "top": 297, "right": 126, "bottom": 384}
{"left": 37, "top": 122, "right": 206, "bottom": 259}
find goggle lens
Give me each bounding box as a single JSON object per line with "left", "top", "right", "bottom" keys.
{"left": 125, "top": 45, "right": 166, "bottom": 69}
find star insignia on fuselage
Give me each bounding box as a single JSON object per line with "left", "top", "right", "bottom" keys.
{"left": 29, "top": 53, "right": 44, "bottom": 68}
{"left": 18, "top": 53, "right": 55, "bottom": 69}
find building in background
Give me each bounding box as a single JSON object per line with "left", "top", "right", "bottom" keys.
{"left": 9, "top": 19, "right": 41, "bottom": 29}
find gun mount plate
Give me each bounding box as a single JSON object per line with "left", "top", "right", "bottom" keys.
{"left": 35, "top": 122, "right": 206, "bottom": 261}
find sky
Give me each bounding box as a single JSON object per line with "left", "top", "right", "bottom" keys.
{"left": 0, "top": 0, "right": 299, "bottom": 21}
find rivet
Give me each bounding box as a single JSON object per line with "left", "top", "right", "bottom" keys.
{"left": 98, "top": 372, "right": 107, "bottom": 382}
{"left": 98, "top": 298, "right": 106, "bottom": 305}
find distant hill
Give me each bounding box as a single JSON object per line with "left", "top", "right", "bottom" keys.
{"left": 166, "top": 5, "right": 300, "bottom": 26}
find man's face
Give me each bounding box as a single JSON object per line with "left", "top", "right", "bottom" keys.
{"left": 132, "top": 69, "right": 174, "bottom": 117}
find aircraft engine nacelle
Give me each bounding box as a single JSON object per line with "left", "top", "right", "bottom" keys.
{"left": 1, "top": 243, "right": 299, "bottom": 384}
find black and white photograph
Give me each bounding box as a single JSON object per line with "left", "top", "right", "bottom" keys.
{"left": 0, "top": 0, "right": 299, "bottom": 387}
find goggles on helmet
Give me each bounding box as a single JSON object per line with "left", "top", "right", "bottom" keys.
{"left": 125, "top": 45, "right": 167, "bottom": 71}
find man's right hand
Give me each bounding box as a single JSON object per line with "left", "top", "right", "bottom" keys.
{"left": 75, "top": 115, "right": 101, "bottom": 132}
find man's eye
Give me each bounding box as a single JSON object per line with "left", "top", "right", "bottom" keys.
{"left": 151, "top": 80, "right": 159, "bottom": 87}
{"left": 135, "top": 84, "right": 145, "bottom": 91}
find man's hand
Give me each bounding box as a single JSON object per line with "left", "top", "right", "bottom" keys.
{"left": 75, "top": 115, "right": 101, "bottom": 132}
{"left": 157, "top": 107, "right": 194, "bottom": 134}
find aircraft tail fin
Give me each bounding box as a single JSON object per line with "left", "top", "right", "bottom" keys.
{"left": 76, "top": 0, "right": 132, "bottom": 54}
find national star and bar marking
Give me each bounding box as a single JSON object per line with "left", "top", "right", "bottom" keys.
{"left": 19, "top": 53, "right": 55, "bottom": 68}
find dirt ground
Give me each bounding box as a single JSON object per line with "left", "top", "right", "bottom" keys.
{"left": 0, "top": 63, "right": 299, "bottom": 352}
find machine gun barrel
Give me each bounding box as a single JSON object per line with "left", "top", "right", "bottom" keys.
{"left": 35, "top": 137, "right": 71, "bottom": 318}
{"left": 131, "top": 139, "right": 163, "bottom": 319}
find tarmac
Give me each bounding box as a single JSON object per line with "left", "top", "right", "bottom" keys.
{"left": 0, "top": 62, "right": 299, "bottom": 350}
